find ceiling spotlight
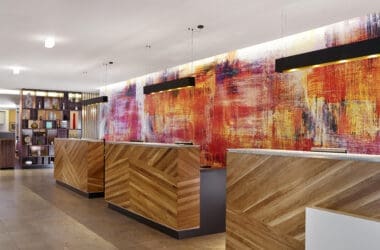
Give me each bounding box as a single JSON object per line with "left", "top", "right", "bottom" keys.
{"left": 12, "top": 67, "right": 21, "bottom": 75}
{"left": 44, "top": 37, "right": 55, "bottom": 48}
{"left": 188, "top": 25, "right": 205, "bottom": 32}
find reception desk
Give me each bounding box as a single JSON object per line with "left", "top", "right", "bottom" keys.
{"left": 0, "top": 138, "right": 15, "bottom": 169}
{"left": 226, "top": 149, "right": 380, "bottom": 249}
{"left": 54, "top": 138, "right": 105, "bottom": 198}
{"left": 105, "top": 142, "right": 226, "bottom": 238}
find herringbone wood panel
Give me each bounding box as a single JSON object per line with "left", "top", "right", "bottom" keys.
{"left": 226, "top": 152, "right": 380, "bottom": 249}
{"left": 54, "top": 139, "right": 104, "bottom": 193}
{"left": 105, "top": 143, "right": 200, "bottom": 230}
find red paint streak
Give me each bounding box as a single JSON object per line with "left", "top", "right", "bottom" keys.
{"left": 72, "top": 113, "right": 76, "bottom": 129}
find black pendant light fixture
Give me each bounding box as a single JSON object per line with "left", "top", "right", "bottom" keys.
{"left": 143, "top": 77, "right": 195, "bottom": 95}
{"left": 143, "top": 25, "right": 204, "bottom": 95}
{"left": 82, "top": 96, "right": 108, "bottom": 105}
{"left": 275, "top": 36, "right": 380, "bottom": 73}
{"left": 82, "top": 61, "right": 113, "bottom": 105}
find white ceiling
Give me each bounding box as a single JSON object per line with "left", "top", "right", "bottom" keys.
{"left": 0, "top": 0, "right": 378, "bottom": 95}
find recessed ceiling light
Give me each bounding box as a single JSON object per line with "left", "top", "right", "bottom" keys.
{"left": 44, "top": 37, "right": 55, "bottom": 48}
{"left": 12, "top": 67, "right": 21, "bottom": 75}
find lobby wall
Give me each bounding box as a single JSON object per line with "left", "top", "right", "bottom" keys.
{"left": 100, "top": 13, "right": 380, "bottom": 167}
{"left": 0, "top": 110, "right": 9, "bottom": 132}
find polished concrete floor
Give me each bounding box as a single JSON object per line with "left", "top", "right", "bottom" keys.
{"left": 0, "top": 169, "right": 225, "bottom": 250}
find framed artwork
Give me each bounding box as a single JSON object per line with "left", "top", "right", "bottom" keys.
{"left": 46, "top": 121, "right": 53, "bottom": 129}
{"left": 22, "top": 109, "right": 31, "bottom": 119}
{"left": 44, "top": 97, "right": 52, "bottom": 109}
{"left": 0, "top": 111, "right": 5, "bottom": 124}
{"left": 61, "top": 120, "right": 68, "bottom": 128}
{"left": 23, "top": 93, "right": 35, "bottom": 108}
{"left": 9, "top": 122, "right": 16, "bottom": 132}
{"left": 52, "top": 98, "right": 60, "bottom": 109}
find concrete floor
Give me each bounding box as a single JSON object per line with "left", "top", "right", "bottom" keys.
{"left": 0, "top": 169, "right": 225, "bottom": 250}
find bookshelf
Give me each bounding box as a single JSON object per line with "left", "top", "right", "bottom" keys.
{"left": 19, "top": 89, "right": 82, "bottom": 168}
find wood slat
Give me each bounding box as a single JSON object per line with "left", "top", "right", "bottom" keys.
{"left": 105, "top": 143, "right": 200, "bottom": 230}
{"left": 0, "top": 139, "right": 15, "bottom": 168}
{"left": 226, "top": 152, "right": 380, "bottom": 249}
{"left": 54, "top": 139, "right": 104, "bottom": 193}
{"left": 105, "top": 144, "right": 130, "bottom": 207}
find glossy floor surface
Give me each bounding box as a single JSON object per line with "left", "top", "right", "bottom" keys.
{"left": 0, "top": 169, "right": 225, "bottom": 250}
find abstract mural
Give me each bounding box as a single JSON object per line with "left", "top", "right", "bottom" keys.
{"left": 100, "top": 13, "right": 380, "bottom": 167}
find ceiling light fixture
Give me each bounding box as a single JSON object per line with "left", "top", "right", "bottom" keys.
{"left": 143, "top": 77, "right": 195, "bottom": 95}
{"left": 12, "top": 67, "right": 21, "bottom": 75}
{"left": 275, "top": 36, "right": 380, "bottom": 72}
{"left": 82, "top": 61, "right": 112, "bottom": 106}
{"left": 44, "top": 37, "right": 55, "bottom": 48}
{"left": 82, "top": 96, "right": 108, "bottom": 105}
{"left": 188, "top": 24, "right": 204, "bottom": 75}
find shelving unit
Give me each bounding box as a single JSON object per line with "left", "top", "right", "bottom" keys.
{"left": 19, "top": 89, "right": 82, "bottom": 168}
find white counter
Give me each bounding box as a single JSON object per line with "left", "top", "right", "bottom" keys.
{"left": 227, "top": 148, "right": 380, "bottom": 163}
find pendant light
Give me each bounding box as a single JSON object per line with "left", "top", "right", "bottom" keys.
{"left": 143, "top": 25, "right": 204, "bottom": 95}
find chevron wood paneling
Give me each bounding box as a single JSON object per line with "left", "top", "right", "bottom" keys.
{"left": 0, "top": 139, "right": 15, "bottom": 168}
{"left": 54, "top": 139, "right": 104, "bottom": 193}
{"left": 105, "top": 142, "right": 200, "bottom": 230}
{"left": 226, "top": 151, "right": 380, "bottom": 249}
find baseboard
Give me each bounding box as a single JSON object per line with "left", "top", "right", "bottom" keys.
{"left": 56, "top": 180, "right": 104, "bottom": 199}
{"left": 108, "top": 203, "right": 201, "bottom": 239}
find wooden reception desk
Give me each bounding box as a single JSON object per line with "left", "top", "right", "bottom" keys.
{"left": 0, "top": 138, "right": 15, "bottom": 169}
{"left": 105, "top": 142, "right": 200, "bottom": 237}
{"left": 105, "top": 142, "right": 226, "bottom": 239}
{"left": 226, "top": 149, "right": 380, "bottom": 249}
{"left": 54, "top": 138, "right": 105, "bottom": 198}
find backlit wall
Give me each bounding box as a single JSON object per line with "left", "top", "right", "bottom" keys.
{"left": 100, "top": 13, "right": 380, "bottom": 167}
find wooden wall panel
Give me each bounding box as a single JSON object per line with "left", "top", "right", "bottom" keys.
{"left": 54, "top": 139, "right": 104, "bottom": 193}
{"left": 226, "top": 151, "right": 380, "bottom": 249}
{"left": 0, "top": 139, "right": 15, "bottom": 168}
{"left": 105, "top": 143, "right": 200, "bottom": 230}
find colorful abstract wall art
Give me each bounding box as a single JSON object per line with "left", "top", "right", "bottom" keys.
{"left": 100, "top": 13, "right": 380, "bottom": 167}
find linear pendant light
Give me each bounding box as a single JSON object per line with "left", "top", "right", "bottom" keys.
{"left": 275, "top": 36, "right": 380, "bottom": 72}
{"left": 143, "top": 77, "right": 195, "bottom": 95}
{"left": 82, "top": 96, "right": 108, "bottom": 105}
{"left": 82, "top": 61, "right": 111, "bottom": 106}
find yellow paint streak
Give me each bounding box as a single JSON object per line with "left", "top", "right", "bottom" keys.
{"left": 273, "top": 107, "right": 296, "bottom": 148}
{"left": 346, "top": 101, "right": 377, "bottom": 139}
